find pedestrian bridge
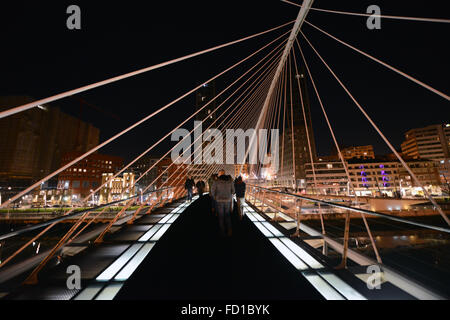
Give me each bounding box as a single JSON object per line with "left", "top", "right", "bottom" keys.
{"left": 1, "top": 193, "right": 446, "bottom": 300}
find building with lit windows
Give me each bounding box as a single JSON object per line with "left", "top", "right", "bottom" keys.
{"left": 340, "top": 145, "right": 375, "bottom": 160}
{"left": 278, "top": 67, "right": 316, "bottom": 189}
{"left": 99, "top": 172, "right": 136, "bottom": 204}
{"left": 401, "top": 124, "right": 450, "bottom": 161}
{"left": 57, "top": 151, "right": 123, "bottom": 203}
{"left": 305, "top": 158, "right": 441, "bottom": 198}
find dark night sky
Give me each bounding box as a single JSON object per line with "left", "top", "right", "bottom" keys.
{"left": 0, "top": 0, "right": 449, "bottom": 162}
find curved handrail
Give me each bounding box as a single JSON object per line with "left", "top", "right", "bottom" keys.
{"left": 247, "top": 184, "right": 450, "bottom": 234}
{"left": 0, "top": 186, "right": 174, "bottom": 241}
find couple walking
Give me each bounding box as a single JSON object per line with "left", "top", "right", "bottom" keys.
{"left": 210, "top": 170, "right": 246, "bottom": 237}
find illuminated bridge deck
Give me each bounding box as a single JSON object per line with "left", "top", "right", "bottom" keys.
{"left": 2, "top": 196, "right": 416, "bottom": 300}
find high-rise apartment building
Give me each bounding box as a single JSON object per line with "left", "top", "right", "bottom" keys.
{"left": 278, "top": 66, "right": 317, "bottom": 189}
{"left": 401, "top": 124, "right": 450, "bottom": 160}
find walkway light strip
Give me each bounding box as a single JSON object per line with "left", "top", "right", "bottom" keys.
{"left": 150, "top": 224, "right": 171, "bottom": 241}
{"left": 269, "top": 238, "right": 309, "bottom": 270}
{"left": 96, "top": 244, "right": 143, "bottom": 281}
{"left": 245, "top": 211, "right": 258, "bottom": 222}
{"left": 114, "top": 243, "right": 155, "bottom": 281}
{"left": 317, "top": 270, "right": 366, "bottom": 300}
{"left": 262, "top": 222, "right": 284, "bottom": 237}
{"left": 279, "top": 238, "right": 323, "bottom": 269}
{"left": 139, "top": 224, "right": 163, "bottom": 242}
{"left": 95, "top": 283, "right": 125, "bottom": 300}
{"left": 75, "top": 201, "right": 190, "bottom": 300}
{"left": 168, "top": 214, "right": 180, "bottom": 224}
{"left": 254, "top": 222, "right": 275, "bottom": 238}
{"left": 245, "top": 201, "right": 367, "bottom": 300}
{"left": 73, "top": 284, "right": 104, "bottom": 300}
{"left": 301, "top": 272, "right": 344, "bottom": 300}
{"left": 159, "top": 214, "right": 174, "bottom": 224}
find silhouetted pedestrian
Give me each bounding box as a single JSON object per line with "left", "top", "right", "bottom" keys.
{"left": 212, "top": 170, "right": 235, "bottom": 237}
{"left": 234, "top": 176, "right": 246, "bottom": 220}
{"left": 196, "top": 180, "right": 206, "bottom": 197}
{"left": 185, "top": 176, "right": 195, "bottom": 202}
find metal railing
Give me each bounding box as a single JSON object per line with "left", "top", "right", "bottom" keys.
{"left": 0, "top": 186, "right": 185, "bottom": 286}
{"left": 246, "top": 184, "right": 450, "bottom": 299}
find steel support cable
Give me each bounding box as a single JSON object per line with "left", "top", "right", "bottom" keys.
{"left": 82, "top": 34, "right": 288, "bottom": 206}
{"left": 187, "top": 51, "right": 279, "bottom": 182}
{"left": 288, "top": 55, "right": 297, "bottom": 188}
{"left": 291, "top": 45, "right": 326, "bottom": 236}
{"left": 257, "top": 64, "right": 283, "bottom": 175}
{"left": 155, "top": 55, "right": 277, "bottom": 189}
{"left": 281, "top": 0, "right": 450, "bottom": 24}
{"left": 133, "top": 45, "right": 285, "bottom": 192}
{"left": 304, "top": 20, "right": 449, "bottom": 101}
{"left": 275, "top": 64, "right": 287, "bottom": 184}
{"left": 0, "top": 31, "right": 289, "bottom": 209}
{"left": 295, "top": 38, "right": 383, "bottom": 263}
{"left": 0, "top": 21, "right": 295, "bottom": 120}
{"left": 198, "top": 66, "right": 278, "bottom": 179}
{"left": 299, "top": 30, "right": 450, "bottom": 227}
{"left": 263, "top": 65, "right": 285, "bottom": 180}
{"left": 137, "top": 49, "right": 282, "bottom": 193}
{"left": 146, "top": 57, "right": 279, "bottom": 192}
{"left": 157, "top": 69, "right": 275, "bottom": 190}
{"left": 281, "top": 64, "right": 288, "bottom": 180}
{"left": 193, "top": 67, "right": 278, "bottom": 180}
{"left": 239, "top": 36, "right": 290, "bottom": 176}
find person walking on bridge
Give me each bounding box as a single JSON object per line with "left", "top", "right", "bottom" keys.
{"left": 196, "top": 180, "right": 206, "bottom": 197}
{"left": 234, "top": 176, "right": 246, "bottom": 221}
{"left": 185, "top": 176, "right": 195, "bottom": 202}
{"left": 208, "top": 174, "right": 218, "bottom": 214}
{"left": 212, "top": 170, "right": 235, "bottom": 237}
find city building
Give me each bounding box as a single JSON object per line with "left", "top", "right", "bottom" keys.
{"left": 131, "top": 156, "right": 188, "bottom": 192}
{"left": 401, "top": 124, "right": 450, "bottom": 161}
{"left": 195, "top": 81, "right": 218, "bottom": 130}
{"left": 57, "top": 151, "right": 123, "bottom": 203}
{"left": 304, "top": 161, "right": 348, "bottom": 195}
{"left": 278, "top": 67, "right": 317, "bottom": 189}
{"left": 401, "top": 124, "right": 450, "bottom": 191}
{"left": 0, "top": 96, "right": 100, "bottom": 201}
{"left": 397, "top": 159, "right": 442, "bottom": 197}
{"left": 340, "top": 145, "right": 375, "bottom": 160}
{"left": 99, "top": 172, "right": 136, "bottom": 204}
{"left": 305, "top": 158, "right": 441, "bottom": 198}
{"left": 234, "top": 163, "right": 249, "bottom": 179}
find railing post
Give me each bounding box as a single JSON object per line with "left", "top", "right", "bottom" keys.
{"left": 361, "top": 213, "right": 383, "bottom": 264}
{"left": 22, "top": 211, "right": 92, "bottom": 285}
{"left": 128, "top": 194, "right": 153, "bottom": 225}
{"left": 292, "top": 199, "right": 302, "bottom": 238}
{"left": 94, "top": 198, "right": 135, "bottom": 244}
{"left": 260, "top": 189, "right": 266, "bottom": 212}
{"left": 337, "top": 211, "right": 351, "bottom": 269}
